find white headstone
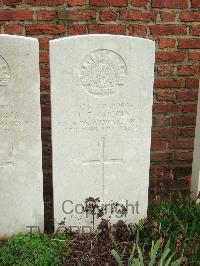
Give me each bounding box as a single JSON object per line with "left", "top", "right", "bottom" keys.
{"left": 50, "top": 35, "right": 155, "bottom": 231}
{"left": 191, "top": 80, "right": 200, "bottom": 201}
{"left": 0, "top": 35, "right": 43, "bottom": 238}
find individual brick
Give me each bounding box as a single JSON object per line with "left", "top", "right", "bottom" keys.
{"left": 121, "top": 10, "right": 157, "bottom": 22}
{"left": 57, "top": 10, "right": 96, "bottom": 21}
{"left": 88, "top": 24, "right": 126, "bottom": 34}
{"left": 0, "top": 10, "right": 33, "bottom": 21}
{"left": 152, "top": 0, "right": 188, "bottom": 9}
{"left": 90, "top": 0, "right": 127, "bottom": 6}
{"left": 150, "top": 24, "right": 186, "bottom": 36}
{"left": 26, "top": 24, "right": 65, "bottom": 35}
{"left": 156, "top": 51, "right": 185, "bottom": 63}
{"left": 128, "top": 24, "right": 147, "bottom": 37}
{"left": 99, "top": 10, "right": 118, "bottom": 21}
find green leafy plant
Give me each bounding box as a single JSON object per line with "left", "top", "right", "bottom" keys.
{"left": 0, "top": 232, "right": 69, "bottom": 266}
{"left": 143, "top": 197, "right": 200, "bottom": 264}
{"left": 111, "top": 234, "right": 181, "bottom": 266}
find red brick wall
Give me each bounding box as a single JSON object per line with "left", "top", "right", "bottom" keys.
{"left": 0, "top": 0, "right": 199, "bottom": 230}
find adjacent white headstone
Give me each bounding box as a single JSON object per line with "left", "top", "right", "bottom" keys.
{"left": 0, "top": 35, "right": 43, "bottom": 238}
{"left": 191, "top": 80, "right": 200, "bottom": 201}
{"left": 51, "top": 35, "right": 155, "bottom": 231}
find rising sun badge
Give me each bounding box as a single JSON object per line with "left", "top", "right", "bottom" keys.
{"left": 80, "top": 49, "right": 127, "bottom": 97}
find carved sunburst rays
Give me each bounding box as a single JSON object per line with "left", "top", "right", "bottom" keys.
{"left": 80, "top": 50, "right": 127, "bottom": 96}
{"left": 0, "top": 56, "right": 10, "bottom": 87}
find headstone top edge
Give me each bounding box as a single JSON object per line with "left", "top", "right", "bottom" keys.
{"left": 0, "top": 34, "right": 39, "bottom": 44}
{"left": 50, "top": 34, "right": 155, "bottom": 45}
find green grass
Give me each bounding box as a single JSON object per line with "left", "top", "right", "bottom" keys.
{"left": 0, "top": 232, "right": 69, "bottom": 266}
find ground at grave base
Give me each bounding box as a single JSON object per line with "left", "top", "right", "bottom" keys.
{"left": 64, "top": 219, "right": 135, "bottom": 265}
{"left": 0, "top": 194, "right": 199, "bottom": 266}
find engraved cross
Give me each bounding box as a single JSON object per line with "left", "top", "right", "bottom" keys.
{"left": 82, "top": 137, "right": 123, "bottom": 200}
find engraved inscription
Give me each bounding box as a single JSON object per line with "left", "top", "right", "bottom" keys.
{"left": 0, "top": 105, "right": 34, "bottom": 170}
{"left": 0, "top": 55, "right": 10, "bottom": 95}
{"left": 80, "top": 50, "right": 127, "bottom": 97}
{"left": 0, "top": 142, "right": 14, "bottom": 169}
{"left": 62, "top": 102, "right": 140, "bottom": 132}
{"left": 0, "top": 105, "right": 18, "bottom": 169}
{"left": 0, "top": 105, "right": 19, "bottom": 134}
{"left": 82, "top": 137, "right": 123, "bottom": 200}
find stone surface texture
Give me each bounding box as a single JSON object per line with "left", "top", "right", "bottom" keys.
{"left": 0, "top": 34, "right": 43, "bottom": 238}
{"left": 191, "top": 81, "right": 200, "bottom": 200}
{"left": 51, "top": 35, "right": 155, "bottom": 229}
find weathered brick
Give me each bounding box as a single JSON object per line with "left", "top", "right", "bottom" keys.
{"left": 156, "top": 51, "right": 185, "bottom": 63}
{"left": 131, "top": 0, "right": 148, "bottom": 7}
{"left": 90, "top": 0, "right": 127, "bottom": 6}
{"left": 152, "top": 128, "right": 179, "bottom": 139}
{"left": 38, "top": 37, "right": 50, "bottom": 50}
{"left": 128, "top": 24, "right": 147, "bottom": 37}
{"left": 160, "top": 12, "right": 176, "bottom": 22}
{"left": 152, "top": 0, "right": 188, "bottom": 9}
{"left": 185, "top": 78, "right": 199, "bottom": 88}
{"left": 42, "top": 120, "right": 51, "bottom": 129}
{"left": 172, "top": 115, "right": 196, "bottom": 126}
{"left": 176, "top": 91, "right": 198, "bottom": 101}
{"left": 40, "top": 51, "right": 49, "bottom": 63}
{"left": 151, "top": 140, "right": 167, "bottom": 151}
{"left": 182, "top": 104, "right": 197, "bottom": 113}
{"left": 26, "top": 24, "right": 65, "bottom": 35}
{"left": 3, "top": 0, "right": 23, "bottom": 5}
{"left": 153, "top": 104, "right": 179, "bottom": 113}
{"left": 168, "top": 140, "right": 194, "bottom": 149}
{"left": 153, "top": 115, "right": 171, "bottom": 127}
{"left": 150, "top": 24, "right": 186, "bottom": 36}
{"left": 156, "top": 91, "right": 174, "bottom": 101}
{"left": 178, "top": 65, "right": 200, "bottom": 76}
{"left": 180, "top": 128, "right": 195, "bottom": 138}
{"left": 88, "top": 24, "right": 126, "bottom": 34}
{"left": 151, "top": 152, "right": 172, "bottom": 161}
{"left": 179, "top": 12, "right": 200, "bottom": 22}
{"left": 41, "top": 105, "right": 51, "bottom": 116}
{"left": 99, "top": 10, "right": 118, "bottom": 21}
{"left": 25, "top": 0, "right": 65, "bottom": 5}
{"left": 157, "top": 66, "right": 175, "bottom": 76}
{"left": 191, "top": 0, "right": 200, "bottom": 8}
{"left": 58, "top": 10, "right": 96, "bottom": 21}
{"left": 67, "top": 0, "right": 86, "bottom": 6}
{"left": 189, "top": 51, "right": 200, "bottom": 62}
{"left": 158, "top": 38, "right": 176, "bottom": 49}
{"left": 41, "top": 79, "right": 50, "bottom": 91}
{"left": 154, "top": 78, "right": 184, "bottom": 88}
{"left": 175, "top": 152, "right": 193, "bottom": 161}
{"left": 4, "top": 24, "right": 23, "bottom": 34}
{"left": 178, "top": 38, "right": 200, "bottom": 49}
{"left": 67, "top": 24, "right": 87, "bottom": 35}
{"left": 36, "top": 10, "right": 56, "bottom": 21}
{"left": 40, "top": 66, "right": 50, "bottom": 78}
{"left": 121, "top": 10, "right": 156, "bottom": 22}
{"left": 190, "top": 25, "right": 200, "bottom": 36}
{"left": 169, "top": 140, "right": 194, "bottom": 149}
{"left": 40, "top": 93, "right": 50, "bottom": 105}
{"left": 0, "top": 10, "right": 33, "bottom": 21}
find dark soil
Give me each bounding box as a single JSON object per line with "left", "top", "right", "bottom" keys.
{"left": 63, "top": 220, "right": 135, "bottom": 266}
